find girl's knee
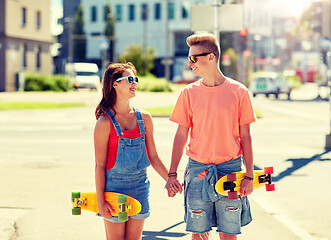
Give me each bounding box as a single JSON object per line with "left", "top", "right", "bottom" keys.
{"left": 192, "top": 232, "right": 210, "bottom": 240}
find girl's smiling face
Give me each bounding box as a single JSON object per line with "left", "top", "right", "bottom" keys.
{"left": 113, "top": 69, "right": 138, "bottom": 98}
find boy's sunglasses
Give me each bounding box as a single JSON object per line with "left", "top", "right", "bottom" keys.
{"left": 187, "top": 52, "right": 212, "bottom": 63}
{"left": 115, "top": 76, "right": 139, "bottom": 84}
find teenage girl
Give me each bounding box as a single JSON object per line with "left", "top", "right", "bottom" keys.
{"left": 94, "top": 62, "right": 179, "bottom": 240}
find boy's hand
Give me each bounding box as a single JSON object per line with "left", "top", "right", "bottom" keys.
{"left": 240, "top": 178, "right": 254, "bottom": 197}
{"left": 165, "top": 177, "right": 183, "bottom": 197}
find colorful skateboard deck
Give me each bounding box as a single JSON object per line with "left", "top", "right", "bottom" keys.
{"left": 215, "top": 167, "right": 275, "bottom": 199}
{"left": 71, "top": 191, "right": 141, "bottom": 221}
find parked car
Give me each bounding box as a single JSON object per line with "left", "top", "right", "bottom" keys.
{"left": 65, "top": 63, "right": 101, "bottom": 90}
{"left": 249, "top": 72, "right": 292, "bottom": 99}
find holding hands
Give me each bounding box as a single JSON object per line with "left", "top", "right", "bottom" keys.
{"left": 165, "top": 173, "right": 183, "bottom": 197}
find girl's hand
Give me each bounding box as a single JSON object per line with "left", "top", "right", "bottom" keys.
{"left": 98, "top": 201, "right": 115, "bottom": 218}
{"left": 165, "top": 177, "right": 183, "bottom": 197}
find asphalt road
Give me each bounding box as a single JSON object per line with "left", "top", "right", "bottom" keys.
{"left": 0, "top": 83, "right": 330, "bottom": 240}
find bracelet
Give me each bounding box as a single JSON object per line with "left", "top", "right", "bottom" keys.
{"left": 244, "top": 176, "right": 254, "bottom": 181}
{"left": 168, "top": 172, "right": 177, "bottom": 177}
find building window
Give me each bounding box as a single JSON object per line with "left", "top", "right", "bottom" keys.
{"left": 129, "top": 4, "right": 135, "bottom": 21}
{"left": 154, "top": 3, "right": 161, "bottom": 20}
{"left": 91, "top": 6, "right": 97, "bottom": 22}
{"left": 22, "top": 7, "right": 26, "bottom": 27}
{"left": 36, "top": 11, "right": 41, "bottom": 29}
{"left": 36, "top": 45, "right": 41, "bottom": 69}
{"left": 182, "top": 3, "right": 188, "bottom": 19}
{"left": 116, "top": 5, "right": 122, "bottom": 21}
{"left": 141, "top": 3, "right": 148, "bottom": 21}
{"left": 22, "top": 44, "right": 27, "bottom": 68}
{"left": 168, "top": 2, "right": 175, "bottom": 20}
{"left": 104, "top": 6, "right": 108, "bottom": 21}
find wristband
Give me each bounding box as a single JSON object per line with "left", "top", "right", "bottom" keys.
{"left": 244, "top": 176, "right": 254, "bottom": 181}
{"left": 168, "top": 172, "right": 177, "bottom": 177}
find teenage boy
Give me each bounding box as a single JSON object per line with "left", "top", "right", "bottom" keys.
{"left": 166, "top": 33, "right": 256, "bottom": 240}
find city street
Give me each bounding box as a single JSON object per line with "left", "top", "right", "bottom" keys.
{"left": 0, "top": 83, "right": 330, "bottom": 240}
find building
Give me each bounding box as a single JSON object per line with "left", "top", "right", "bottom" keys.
{"left": 80, "top": 0, "right": 215, "bottom": 79}
{"left": 0, "top": 0, "right": 53, "bottom": 92}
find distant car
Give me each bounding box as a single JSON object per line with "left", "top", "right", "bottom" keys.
{"left": 249, "top": 72, "right": 292, "bottom": 99}
{"left": 65, "top": 63, "right": 101, "bottom": 90}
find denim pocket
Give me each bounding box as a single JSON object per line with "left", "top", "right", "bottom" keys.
{"left": 122, "top": 145, "right": 144, "bottom": 171}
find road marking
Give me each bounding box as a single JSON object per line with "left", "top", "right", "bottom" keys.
{"left": 251, "top": 194, "right": 316, "bottom": 240}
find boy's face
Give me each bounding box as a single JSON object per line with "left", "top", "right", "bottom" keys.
{"left": 187, "top": 45, "right": 213, "bottom": 76}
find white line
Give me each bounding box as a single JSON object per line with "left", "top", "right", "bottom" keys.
{"left": 251, "top": 194, "right": 316, "bottom": 240}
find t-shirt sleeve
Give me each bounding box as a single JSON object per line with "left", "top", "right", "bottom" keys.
{"left": 239, "top": 89, "right": 256, "bottom": 125}
{"left": 169, "top": 89, "right": 192, "bottom": 128}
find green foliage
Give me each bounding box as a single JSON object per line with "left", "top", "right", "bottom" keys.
{"left": 73, "top": 4, "right": 86, "bottom": 61}
{"left": 118, "top": 44, "right": 155, "bottom": 76}
{"left": 137, "top": 75, "right": 172, "bottom": 92}
{"left": 24, "top": 73, "right": 72, "bottom": 92}
{"left": 222, "top": 48, "right": 238, "bottom": 80}
{"left": 104, "top": 4, "right": 115, "bottom": 62}
{"left": 285, "top": 75, "right": 302, "bottom": 89}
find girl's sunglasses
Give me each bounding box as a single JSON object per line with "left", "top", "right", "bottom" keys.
{"left": 187, "top": 52, "right": 212, "bottom": 63}
{"left": 115, "top": 76, "right": 139, "bottom": 84}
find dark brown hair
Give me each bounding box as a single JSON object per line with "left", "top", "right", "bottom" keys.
{"left": 95, "top": 62, "right": 137, "bottom": 119}
{"left": 186, "top": 33, "right": 221, "bottom": 61}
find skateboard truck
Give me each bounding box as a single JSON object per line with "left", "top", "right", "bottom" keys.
{"left": 222, "top": 167, "right": 275, "bottom": 199}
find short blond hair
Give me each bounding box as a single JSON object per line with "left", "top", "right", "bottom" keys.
{"left": 186, "top": 33, "right": 220, "bottom": 61}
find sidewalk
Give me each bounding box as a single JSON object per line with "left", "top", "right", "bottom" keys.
{"left": 0, "top": 89, "right": 309, "bottom": 240}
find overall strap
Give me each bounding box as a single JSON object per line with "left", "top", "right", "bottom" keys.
{"left": 105, "top": 109, "right": 123, "bottom": 136}
{"left": 134, "top": 108, "right": 146, "bottom": 135}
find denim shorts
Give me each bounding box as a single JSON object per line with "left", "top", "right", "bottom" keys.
{"left": 185, "top": 176, "right": 252, "bottom": 234}
{"left": 103, "top": 170, "right": 150, "bottom": 223}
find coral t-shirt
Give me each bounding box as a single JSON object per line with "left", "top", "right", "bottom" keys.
{"left": 104, "top": 114, "right": 142, "bottom": 171}
{"left": 169, "top": 78, "right": 256, "bottom": 165}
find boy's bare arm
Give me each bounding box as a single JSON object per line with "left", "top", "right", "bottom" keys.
{"left": 165, "top": 125, "right": 189, "bottom": 195}
{"left": 239, "top": 124, "right": 254, "bottom": 197}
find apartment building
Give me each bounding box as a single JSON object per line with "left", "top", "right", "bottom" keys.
{"left": 0, "top": 0, "right": 53, "bottom": 91}
{"left": 81, "top": 0, "right": 213, "bottom": 78}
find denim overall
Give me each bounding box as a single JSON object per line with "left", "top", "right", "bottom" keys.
{"left": 104, "top": 108, "right": 151, "bottom": 222}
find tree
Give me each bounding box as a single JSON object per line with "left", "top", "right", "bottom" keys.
{"left": 104, "top": 4, "right": 116, "bottom": 62}
{"left": 118, "top": 44, "right": 155, "bottom": 76}
{"left": 73, "top": 4, "right": 86, "bottom": 62}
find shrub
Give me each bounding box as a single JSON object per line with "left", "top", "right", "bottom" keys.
{"left": 24, "top": 73, "right": 72, "bottom": 92}
{"left": 137, "top": 75, "right": 172, "bottom": 92}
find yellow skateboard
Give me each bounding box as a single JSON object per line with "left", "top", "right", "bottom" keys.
{"left": 71, "top": 191, "right": 141, "bottom": 221}
{"left": 215, "top": 167, "right": 275, "bottom": 199}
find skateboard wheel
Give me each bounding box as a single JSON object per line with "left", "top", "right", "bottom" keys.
{"left": 264, "top": 167, "right": 274, "bottom": 174}
{"left": 118, "top": 195, "right": 127, "bottom": 204}
{"left": 118, "top": 212, "right": 128, "bottom": 222}
{"left": 72, "top": 207, "right": 81, "bottom": 215}
{"left": 228, "top": 191, "right": 238, "bottom": 200}
{"left": 72, "top": 191, "right": 81, "bottom": 200}
{"left": 266, "top": 184, "right": 275, "bottom": 191}
{"left": 227, "top": 173, "right": 237, "bottom": 182}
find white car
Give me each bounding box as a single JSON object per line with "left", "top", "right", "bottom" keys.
{"left": 249, "top": 72, "right": 292, "bottom": 99}
{"left": 65, "top": 63, "right": 101, "bottom": 90}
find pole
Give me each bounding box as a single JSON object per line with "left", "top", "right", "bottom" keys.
{"left": 214, "top": 0, "right": 221, "bottom": 44}
{"left": 165, "top": 0, "right": 171, "bottom": 82}
{"left": 325, "top": 51, "right": 331, "bottom": 149}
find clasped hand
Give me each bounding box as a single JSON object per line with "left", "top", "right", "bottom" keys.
{"left": 165, "top": 177, "right": 183, "bottom": 197}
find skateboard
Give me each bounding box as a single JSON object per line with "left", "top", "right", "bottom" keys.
{"left": 215, "top": 167, "right": 275, "bottom": 200}
{"left": 71, "top": 191, "right": 141, "bottom": 221}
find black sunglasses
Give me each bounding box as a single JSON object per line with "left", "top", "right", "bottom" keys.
{"left": 115, "top": 76, "right": 139, "bottom": 84}
{"left": 187, "top": 52, "right": 212, "bottom": 63}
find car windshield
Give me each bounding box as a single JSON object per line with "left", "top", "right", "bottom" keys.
{"left": 76, "top": 71, "right": 96, "bottom": 76}
{"left": 256, "top": 77, "right": 268, "bottom": 81}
